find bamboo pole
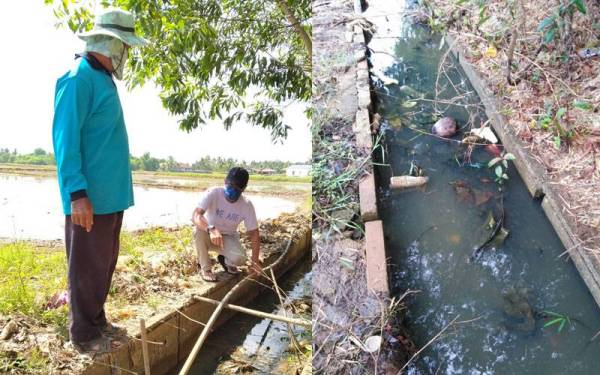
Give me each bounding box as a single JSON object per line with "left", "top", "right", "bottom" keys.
{"left": 179, "top": 239, "right": 295, "bottom": 375}
{"left": 140, "top": 319, "right": 151, "bottom": 375}
{"left": 193, "top": 296, "right": 310, "bottom": 327}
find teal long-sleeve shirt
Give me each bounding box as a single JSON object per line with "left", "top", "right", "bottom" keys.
{"left": 52, "top": 56, "right": 134, "bottom": 215}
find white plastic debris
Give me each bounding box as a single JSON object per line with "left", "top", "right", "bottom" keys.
{"left": 470, "top": 127, "right": 498, "bottom": 144}
{"left": 364, "top": 335, "right": 382, "bottom": 353}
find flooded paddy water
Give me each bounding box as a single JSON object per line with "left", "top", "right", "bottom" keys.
{"left": 368, "top": 1, "right": 600, "bottom": 373}
{"left": 0, "top": 174, "right": 298, "bottom": 240}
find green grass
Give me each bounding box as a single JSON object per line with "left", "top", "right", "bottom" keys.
{"left": 0, "top": 226, "right": 195, "bottom": 326}
{"left": 0, "top": 347, "right": 49, "bottom": 374}
{"left": 0, "top": 163, "right": 312, "bottom": 184}
{"left": 0, "top": 242, "right": 68, "bottom": 327}
{"left": 136, "top": 170, "right": 312, "bottom": 183}
{"left": 120, "top": 226, "right": 193, "bottom": 256}
{"left": 311, "top": 110, "right": 373, "bottom": 233}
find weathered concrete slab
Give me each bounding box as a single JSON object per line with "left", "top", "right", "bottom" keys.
{"left": 359, "top": 173, "right": 378, "bottom": 222}
{"left": 365, "top": 220, "right": 389, "bottom": 295}
{"left": 542, "top": 190, "right": 600, "bottom": 307}
{"left": 354, "top": 108, "right": 373, "bottom": 150}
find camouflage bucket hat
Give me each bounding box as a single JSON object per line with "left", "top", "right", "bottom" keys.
{"left": 77, "top": 8, "right": 148, "bottom": 47}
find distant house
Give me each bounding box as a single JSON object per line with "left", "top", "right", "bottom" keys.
{"left": 258, "top": 168, "right": 277, "bottom": 175}
{"left": 175, "top": 163, "right": 193, "bottom": 172}
{"left": 286, "top": 164, "right": 311, "bottom": 177}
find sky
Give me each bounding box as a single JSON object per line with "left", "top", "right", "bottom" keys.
{"left": 0, "top": 2, "right": 311, "bottom": 163}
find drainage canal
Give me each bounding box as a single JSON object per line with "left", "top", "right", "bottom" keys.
{"left": 367, "top": 1, "right": 600, "bottom": 373}
{"left": 170, "top": 261, "right": 311, "bottom": 374}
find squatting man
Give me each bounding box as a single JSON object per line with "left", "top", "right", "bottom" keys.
{"left": 191, "top": 167, "right": 263, "bottom": 281}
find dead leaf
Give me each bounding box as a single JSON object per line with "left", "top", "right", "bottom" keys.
{"left": 389, "top": 117, "right": 403, "bottom": 129}
{"left": 490, "top": 228, "right": 509, "bottom": 247}
{"left": 473, "top": 190, "right": 494, "bottom": 206}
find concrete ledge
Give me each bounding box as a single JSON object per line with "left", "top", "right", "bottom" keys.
{"left": 353, "top": 4, "right": 389, "bottom": 297}
{"left": 354, "top": 108, "right": 374, "bottom": 150}
{"left": 359, "top": 173, "right": 378, "bottom": 222}
{"left": 365, "top": 220, "right": 389, "bottom": 295}
{"left": 445, "top": 34, "right": 600, "bottom": 308}
{"left": 82, "top": 228, "right": 312, "bottom": 375}
{"left": 542, "top": 192, "right": 600, "bottom": 306}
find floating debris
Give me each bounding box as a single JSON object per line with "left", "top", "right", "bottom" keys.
{"left": 470, "top": 126, "right": 498, "bottom": 144}
{"left": 432, "top": 117, "right": 458, "bottom": 137}
{"left": 390, "top": 175, "right": 429, "bottom": 190}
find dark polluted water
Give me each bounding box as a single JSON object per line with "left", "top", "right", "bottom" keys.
{"left": 367, "top": 1, "right": 600, "bottom": 374}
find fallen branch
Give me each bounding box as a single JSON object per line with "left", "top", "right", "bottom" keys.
{"left": 179, "top": 239, "right": 294, "bottom": 375}
{"left": 193, "top": 295, "right": 311, "bottom": 327}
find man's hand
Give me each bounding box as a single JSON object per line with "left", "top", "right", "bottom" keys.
{"left": 209, "top": 228, "right": 224, "bottom": 249}
{"left": 71, "top": 197, "right": 94, "bottom": 232}
{"left": 250, "top": 258, "right": 263, "bottom": 276}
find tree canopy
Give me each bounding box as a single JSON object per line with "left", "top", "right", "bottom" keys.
{"left": 46, "top": 0, "right": 311, "bottom": 141}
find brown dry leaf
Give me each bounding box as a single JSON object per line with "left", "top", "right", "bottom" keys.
{"left": 473, "top": 190, "right": 494, "bottom": 206}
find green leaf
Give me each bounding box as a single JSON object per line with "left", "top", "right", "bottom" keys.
{"left": 402, "top": 101, "right": 417, "bottom": 108}
{"left": 543, "top": 29, "right": 556, "bottom": 45}
{"left": 571, "top": 0, "right": 587, "bottom": 14}
{"left": 495, "top": 165, "right": 503, "bottom": 178}
{"left": 558, "top": 319, "right": 566, "bottom": 332}
{"left": 554, "top": 136, "right": 561, "bottom": 149}
{"left": 573, "top": 100, "right": 593, "bottom": 111}
{"left": 488, "top": 157, "right": 502, "bottom": 167}
{"left": 339, "top": 256, "right": 355, "bottom": 270}
{"left": 504, "top": 153, "right": 516, "bottom": 161}
{"left": 543, "top": 310, "right": 563, "bottom": 318}
{"left": 538, "top": 16, "right": 556, "bottom": 31}
{"left": 555, "top": 107, "right": 567, "bottom": 119}
{"left": 502, "top": 160, "right": 508, "bottom": 168}
{"left": 502, "top": 173, "right": 508, "bottom": 180}
{"left": 544, "top": 317, "right": 563, "bottom": 328}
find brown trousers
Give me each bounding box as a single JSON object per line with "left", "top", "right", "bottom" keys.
{"left": 65, "top": 212, "right": 123, "bottom": 343}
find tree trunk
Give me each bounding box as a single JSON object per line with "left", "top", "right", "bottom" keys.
{"left": 275, "top": 0, "right": 312, "bottom": 68}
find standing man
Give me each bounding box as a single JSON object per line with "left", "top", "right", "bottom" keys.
{"left": 192, "top": 167, "right": 263, "bottom": 282}
{"left": 52, "top": 8, "right": 147, "bottom": 353}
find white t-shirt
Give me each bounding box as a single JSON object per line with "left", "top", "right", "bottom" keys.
{"left": 197, "top": 187, "right": 258, "bottom": 235}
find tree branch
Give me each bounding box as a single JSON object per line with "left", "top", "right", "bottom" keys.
{"left": 274, "top": 0, "right": 312, "bottom": 67}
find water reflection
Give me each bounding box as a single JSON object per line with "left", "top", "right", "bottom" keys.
{"left": 0, "top": 174, "right": 297, "bottom": 240}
